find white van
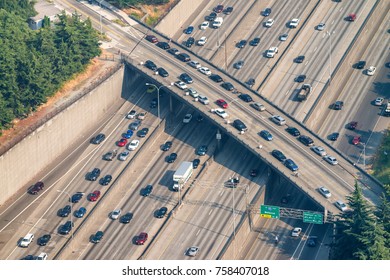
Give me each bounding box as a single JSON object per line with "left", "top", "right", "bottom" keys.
{"left": 212, "top": 17, "right": 223, "bottom": 28}
{"left": 20, "top": 233, "right": 34, "bottom": 247}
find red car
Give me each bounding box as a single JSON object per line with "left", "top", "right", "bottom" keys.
{"left": 214, "top": 4, "right": 224, "bottom": 13}
{"left": 135, "top": 232, "right": 148, "bottom": 245}
{"left": 216, "top": 99, "right": 228, "bottom": 109}
{"left": 145, "top": 35, "right": 158, "bottom": 43}
{"left": 28, "top": 181, "right": 44, "bottom": 195}
{"left": 117, "top": 138, "right": 128, "bottom": 147}
{"left": 347, "top": 13, "right": 356, "bottom": 21}
{"left": 352, "top": 136, "right": 361, "bottom": 145}
{"left": 89, "top": 190, "right": 101, "bottom": 202}
{"left": 348, "top": 121, "right": 358, "bottom": 130}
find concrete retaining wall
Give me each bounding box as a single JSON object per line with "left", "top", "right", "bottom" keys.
{"left": 0, "top": 66, "right": 125, "bottom": 206}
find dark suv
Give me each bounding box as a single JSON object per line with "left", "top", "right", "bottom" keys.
{"left": 221, "top": 82, "right": 234, "bottom": 91}
{"left": 233, "top": 119, "right": 248, "bottom": 132}
{"left": 298, "top": 135, "right": 314, "bottom": 146}
{"left": 180, "top": 73, "right": 193, "bottom": 84}
{"left": 176, "top": 53, "right": 191, "bottom": 62}
{"left": 156, "top": 41, "right": 170, "bottom": 50}
{"left": 286, "top": 127, "right": 301, "bottom": 136}
{"left": 144, "top": 60, "right": 157, "bottom": 71}
{"left": 59, "top": 221, "right": 74, "bottom": 235}
{"left": 91, "top": 133, "right": 105, "bottom": 144}
{"left": 87, "top": 168, "right": 101, "bottom": 181}
{"left": 28, "top": 181, "right": 44, "bottom": 195}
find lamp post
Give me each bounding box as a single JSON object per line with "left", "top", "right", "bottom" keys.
{"left": 57, "top": 190, "right": 73, "bottom": 252}
{"left": 145, "top": 83, "right": 171, "bottom": 125}
{"left": 326, "top": 31, "right": 335, "bottom": 87}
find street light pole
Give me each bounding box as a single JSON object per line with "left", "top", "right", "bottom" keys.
{"left": 57, "top": 190, "right": 73, "bottom": 252}
{"left": 145, "top": 83, "right": 171, "bottom": 125}
{"left": 327, "top": 31, "right": 335, "bottom": 86}
{"left": 99, "top": 1, "right": 103, "bottom": 34}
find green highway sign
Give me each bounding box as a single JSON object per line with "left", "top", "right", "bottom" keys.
{"left": 260, "top": 205, "right": 280, "bottom": 219}
{"left": 303, "top": 211, "right": 323, "bottom": 224}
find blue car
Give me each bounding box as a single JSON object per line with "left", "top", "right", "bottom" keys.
{"left": 123, "top": 130, "right": 133, "bottom": 139}
{"left": 260, "top": 130, "right": 273, "bottom": 141}
{"left": 184, "top": 26, "right": 194, "bottom": 34}
{"left": 284, "top": 159, "right": 299, "bottom": 171}
{"left": 74, "top": 207, "right": 87, "bottom": 218}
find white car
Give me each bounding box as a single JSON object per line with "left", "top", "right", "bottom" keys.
{"left": 127, "top": 139, "right": 140, "bottom": 151}
{"left": 111, "top": 209, "right": 121, "bottom": 220}
{"left": 199, "top": 67, "right": 211, "bottom": 76}
{"left": 264, "top": 18, "right": 274, "bottom": 27}
{"left": 189, "top": 60, "right": 201, "bottom": 69}
{"left": 200, "top": 21, "right": 209, "bottom": 30}
{"left": 174, "top": 81, "right": 187, "bottom": 90}
{"left": 289, "top": 18, "right": 300, "bottom": 28}
{"left": 271, "top": 115, "right": 286, "bottom": 125}
{"left": 20, "top": 233, "right": 34, "bottom": 247}
{"left": 311, "top": 146, "right": 326, "bottom": 156}
{"left": 317, "top": 23, "right": 325, "bottom": 31}
{"left": 126, "top": 110, "right": 136, "bottom": 119}
{"left": 119, "top": 151, "right": 130, "bottom": 161}
{"left": 335, "top": 200, "right": 348, "bottom": 211}
{"left": 366, "top": 66, "right": 376, "bottom": 76}
{"left": 279, "top": 33, "right": 288, "bottom": 41}
{"left": 37, "top": 252, "right": 48, "bottom": 260}
{"left": 186, "top": 88, "right": 198, "bottom": 98}
{"left": 323, "top": 155, "right": 338, "bottom": 165}
{"left": 266, "top": 47, "right": 278, "bottom": 58}
{"left": 291, "top": 227, "right": 302, "bottom": 237}
{"left": 197, "top": 36, "right": 207, "bottom": 46}
{"left": 318, "top": 186, "right": 331, "bottom": 198}
{"left": 187, "top": 246, "right": 199, "bottom": 257}
{"left": 214, "top": 108, "right": 229, "bottom": 119}
{"left": 251, "top": 102, "right": 266, "bottom": 111}
{"left": 198, "top": 95, "right": 209, "bottom": 105}
{"left": 183, "top": 113, "right": 193, "bottom": 123}
{"left": 374, "top": 97, "right": 384, "bottom": 106}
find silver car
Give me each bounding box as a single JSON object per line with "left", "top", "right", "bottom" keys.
{"left": 318, "top": 186, "right": 331, "bottom": 198}
{"left": 198, "top": 95, "right": 209, "bottom": 105}
{"left": 251, "top": 102, "right": 266, "bottom": 111}
{"left": 311, "top": 146, "right": 326, "bottom": 156}
{"left": 119, "top": 151, "right": 130, "bottom": 161}
{"left": 323, "top": 155, "right": 338, "bottom": 165}
{"left": 186, "top": 246, "right": 199, "bottom": 257}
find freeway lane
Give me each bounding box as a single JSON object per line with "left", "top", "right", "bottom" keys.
{"left": 61, "top": 0, "right": 383, "bottom": 212}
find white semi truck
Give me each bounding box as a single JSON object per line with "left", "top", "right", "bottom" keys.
{"left": 173, "top": 161, "right": 193, "bottom": 191}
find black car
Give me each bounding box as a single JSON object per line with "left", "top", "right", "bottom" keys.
{"left": 237, "top": 40, "right": 247, "bottom": 48}
{"left": 197, "top": 115, "right": 204, "bottom": 122}
{"left": 329, "top": 132, "right": 339, "bottom": 141}
{"left": 176, "top": 53, "right": 191, "bottom": 62}
{"left": 185, "top": 37, "right": 195, "bottom": 48}
{"left": 239, "top": 94, "right": 253, "bottom": 102}
{"left": 59, "top": 221, "right": 74, "bottom": 235}
{"left": 150, "top": 98, "right": 158, "bottom": 108}
{"left": 91, "top": 133, "right": 105, "bottom": 144}
{"left": 59, "top": 205, "right": 71, "bottom": 217}
{"left": 355, "top": 60, "right": 366, "bottom": 69}
{"left": 137, "top": 128, "right": 149, "bottom": 138}
{"left": 100, "top": 175, "right": 112, "bottom": 186}
{"left": 156, "top": 41, "right": 170, "bottom": 50}
{"left": 156, "top": 207, "right": 168, "bottom": 218}
{"left": 167, "top": 152, "right": 177, "bottom": 163}
{"left": 205, "top": 12, "right": 217, "bottom": 21}
{"left": 38, "top": 234, "right": 51, "bottom": 246}
{"left": 74, "top": 207, "right": 87, "bottom": 218}
{"left": 272, "top": 149, "right": 287, "bottom": 162}
{"left": 141, "top": 185, "right": 153, "bottom": 197}
{"left": 157, "top": 67, "right": 169, "bottom": 77}
{"left": 144, "top": 60, "right": 157, "bottom": 71}
{"left": 91, "top": 231, "right": 104, "bottom": 243}
{"left": 233, "top": 119, "right": 248, "bottom": 132}
{"left": 28, "top": 181, "right": 44, "bottom": 195}
{"left": 209, "top": 74, "right": 223, "bottom": 83}
{"left": 298, "top": 135, "right": 314, "bottom": 146}
{"left": 250, "top": 169, "right": 258, "bottom": 177}
{"left": 333, "top": 101, "right": 344, "bottom": 110}
{"left": 87, "top": 168, "right": 101, "bottom": 181}
{"left": 250, "top": 37, "right": 260, "bottom": 46}
{"left": 71, "top": 192, "right": 84, "bottom": 203}
{"left": 162, "top": 141, "right": 172, "bottom": 151}
{"left": 224, "top": 6, "right": 233, "bottom": 14}
{"left": 21, "top": 255, "right": 37, "bottom": 260}
{"left": 180, "top": 73, "right": 193, "bottom": 84}
{"left": 245, "top": 78, "right": 255, "bottom": 87}
{"left": 307, "top": 236, "right": 318, "bottom": 247}
{"left": 120, "top": 212, "right": 133, "bottom": 224}
{"left": 295, "top": 55, "right": 305, "bottom": 63}
{"left": 262, "top": 8, "right": 272, "bottom": 16}
{"left": 168, "top": 48, "right": 180, "bottom": 55}
{"left": 197, "top": 145, "right": 208, "bottom": 156}
{"left": 221, "top": 82, "right": 234, "bottom": 91}
{"left": 295, "top": 74, "right": 306, "bottom": 83}
{"left": 193, "top": 159, "right": 200, "bottom": 169}
{"left": 286, "top": 127, "right": 301, "bottom": 136}
{"left": 281, "top": 194, "right": 291, "bottom": 204}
